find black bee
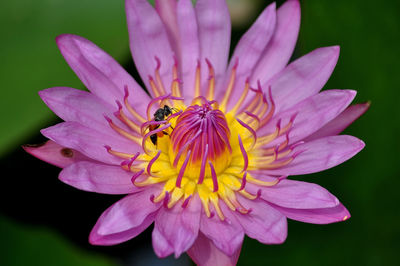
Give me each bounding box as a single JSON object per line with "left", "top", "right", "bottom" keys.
{"left": 149, "top": 105, "right": 174, "bottom": 145}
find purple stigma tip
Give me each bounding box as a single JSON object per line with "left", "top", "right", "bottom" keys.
{"left": 150, "top": 194, "right": 155, "bottom": 203}
{"left": 154, "top": 56, "right": 161, "bottom": 69}
{"left": 181, "top": 195, "right": 192, "bottom": 208}
{"left": 104, "top": 115, "right": 112, "bottom": 123}
{"left": 163, "top": 192, "right": 170, "bottom": 208}
{"left": 124, "top": 86, "right": 129, "bottom": 97}
{"left": 116, "top": 100, "right": 123, "bottom": 110}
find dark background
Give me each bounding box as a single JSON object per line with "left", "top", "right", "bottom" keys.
{"left": 0, "top": 0, "right": 398, "bottom": 265}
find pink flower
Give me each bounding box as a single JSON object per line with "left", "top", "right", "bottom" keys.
{"left": 25, "top": 0, "right": 368, "bottom": 265}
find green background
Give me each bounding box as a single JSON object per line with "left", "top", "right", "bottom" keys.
{"left": 0, "top": 0, "right": 398, "bottom": 265}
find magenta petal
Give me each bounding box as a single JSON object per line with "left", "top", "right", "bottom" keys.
{"left": 200, "top": 202, "right": 244, "bottom": 256}
{"left": 267, "top": 46, "right": 340, "bottom": 113}
{"left": 223, "top": 2, "right": 276, "bottom": 109}
{"left": 23, "top": 140, "right": 91, "bottom": 168}
{"left": 251, "top": 0, "right": 300, "bottom": 84}
{"left": 256, "top": 180, "right": 339, "bottom": 209}
{"left": 234, "top": 197, "right": 287, "bottom": 244}
{"left": 56, "top": 34, "right": 149, "bottom": 115}
{"left": 152, "top": 225, "right": 174, "bottom": 258}
{"left": 177, "top": 0, "right": 200, "bottom": 102}
{"left": 59, "top": 161, "right": 141, "bottom": 194}
{"left": 41, "top": 122, "right": 140, "bottom": 165}
{"left": 155, "top": 0, "right": 179, "bottom": 54}
{"left": 187, "top": 232, "right": 241, "bottom": 266}
{"left": 196, "top": 0, "right": 231, "bottom": 87}
{"left": 89, "top": 187, "right": 161, "bottom": 245}
{"left": 265, "top": 135, "right": 365, "bottom": 176}
{"left": 274, "top": 203, "right": 351, "bottom": 224}
{"left": 126, "top": 0, "right": 175, "bottom": 95}
{"left": 152, "top": 196, "right": 201, "bottom": 258}
{"left": 305, "top": 102, "right": 370, "bottom": 141}
{"left": 39, "top": 87, "right": 119, "bottom": 133}
{"left": 261, "top": 90, "right": 356, "bottom": 147}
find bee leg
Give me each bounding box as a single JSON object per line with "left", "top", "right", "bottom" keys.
{"left": 162, "top": 131, "right": 169, "bottom": 136}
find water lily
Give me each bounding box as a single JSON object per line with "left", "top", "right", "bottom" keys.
{"left": 25, "top": 0, "right": 368, "bottom": 265}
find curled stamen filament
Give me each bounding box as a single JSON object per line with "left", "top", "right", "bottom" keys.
{"left": 141, "top": 123, "right": 171, "bottom": 154}
{"left": 173, "top": 129, "right": 203, "bottom": 167}
{"left": 146, "top": 150, "right": 161, "bottom": 176}
{"left": 205, "top": 59, "right": 215, "bottom": 101}
{"left": 208, "top": 162, "right": 219, "bottom": 192}
{"left": 230, "top": 78, "right": 250, "bottom": 115}
{"left": 198, "top": 144, "right": 209, "bottom": 184}
{"left": 121, "top": 152, "right": 141, "bottom": 171}
{"left": 176, "top": 150, "right": 192, "bottom": 188}
{"left": 238, "top": 135, "right": 248, "bottom": 173}
{"left": 105, "top": 116, "right": 141, "bottom": 144}
{"left": 123, "top": 86, "right": 147, "bottom": 124}
{"left": 220, "top": 59, "right": 238, "bottom": 112}
{"left": 236, "top": 118, "right": 257, "bottom": 149}
{"left": 114, "top": 101, "right": 141, "bottom": 134}
{"left": 141, "top": 120, "right": 167, "bottom": 136}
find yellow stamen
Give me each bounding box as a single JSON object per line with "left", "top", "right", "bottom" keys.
{"left": 220, "top": 63, "right": 238, "bottom": 112}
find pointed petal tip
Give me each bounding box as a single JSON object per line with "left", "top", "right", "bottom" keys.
{"left": 345, "top": 89, "right": 357, "bottom": 102}
{"left": 55, "top": 33, "right": 79, "bottom": 47}
{"left": 357, "top": 138, "right": 366, "bottom": 150}
{"left": 88, "top": 226, "right": 110, "bottom": 246}
{"left": 282, "top": 0, "right": 300, "bottom": 10}
{"left": 88, "top": 230, "right": 100, "bottom": 245}
{"left": 316, "top": 45, "right": 340, "bottom": 57}
{"left": 268, "top": 1, "right": 276, "bottom": 10}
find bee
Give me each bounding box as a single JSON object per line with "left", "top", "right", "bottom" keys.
{"left": 149, "top": 105, "right": 174, "bottom": 145}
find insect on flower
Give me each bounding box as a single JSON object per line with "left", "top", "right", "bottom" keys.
{"left": 25, "top": 0, "right": 369, "bottom": 265}
{"left": 146, "top": 105, "right": 179, "bottom": 145}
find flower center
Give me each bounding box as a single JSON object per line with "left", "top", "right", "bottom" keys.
{"left": 103, "top": 59, "right": 300, "bottom": 220}
{"left": 169, "top": 102, "right": 232, "bottom": 181}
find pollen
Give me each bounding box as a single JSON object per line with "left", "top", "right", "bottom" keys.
{"left": 104, "top": 58, "right": 300, "bottom": 220}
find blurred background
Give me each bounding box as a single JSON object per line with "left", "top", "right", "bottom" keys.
{"left": 0, "top": 0, "right": 398, "bottom": 265}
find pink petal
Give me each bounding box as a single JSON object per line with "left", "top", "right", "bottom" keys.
{"left": 152, "top": 196, "right": 201, "bottom": 258}
{"left": 261, "top": 90, "right": 356, "bottom": 147}
{"left": 59, "top": 161, "right": 141, "bottom": 194}
{"left": 222, "top": 2, "right": 277, "bottom": 109}
{"left": 305, "top": 102, "right": 370, "bottom": 141}
{"left": 266, "top": 46, "right": 340, "bottom": 113}
{"left": 265, "top": 135, "right": 365, "bottom": 176}
{"left": 255, "top": 180, "right": 339, "bottom": 209}
{"left": 251, "top": 0, "right": 301, "bottom": 85}
{"left": 199, "top": 202, "right": 244, "bottom": 256}
{"left": 126, "top": 0, "right": 175, "bottom": 96}
{"left": 56, "top": 34, "right": 149, "bottom": 115}
{"left": 89, "top": 187, "right": 161, "bottom": 245}
{"left": 39, "top": 87, "right": 119, "bottom": 134}
{"left": 41, "top": 122, "right": 140, "bottom": 165}
{"left": 273, "top": 203, "right": 351, "bottom": 224}
{"left": 176, "top": 0, "right": 200, "bottom": 102}
{"left": 234, "top": 197, "right": 287, "bottom": 244}
{"left": 196, "top": 0, "right": 231, "bottom": 91}
{"left": 23, "top": 140, "right": 91, "bottom": 168}
{"left": 187, "top": 232, "right": 241, "bottom": 266}
{"left": 152, "top": 224, "right": 174, "bottom": 258}
{"left": 155, "top": 0, "right": 179, "bottom": 55}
